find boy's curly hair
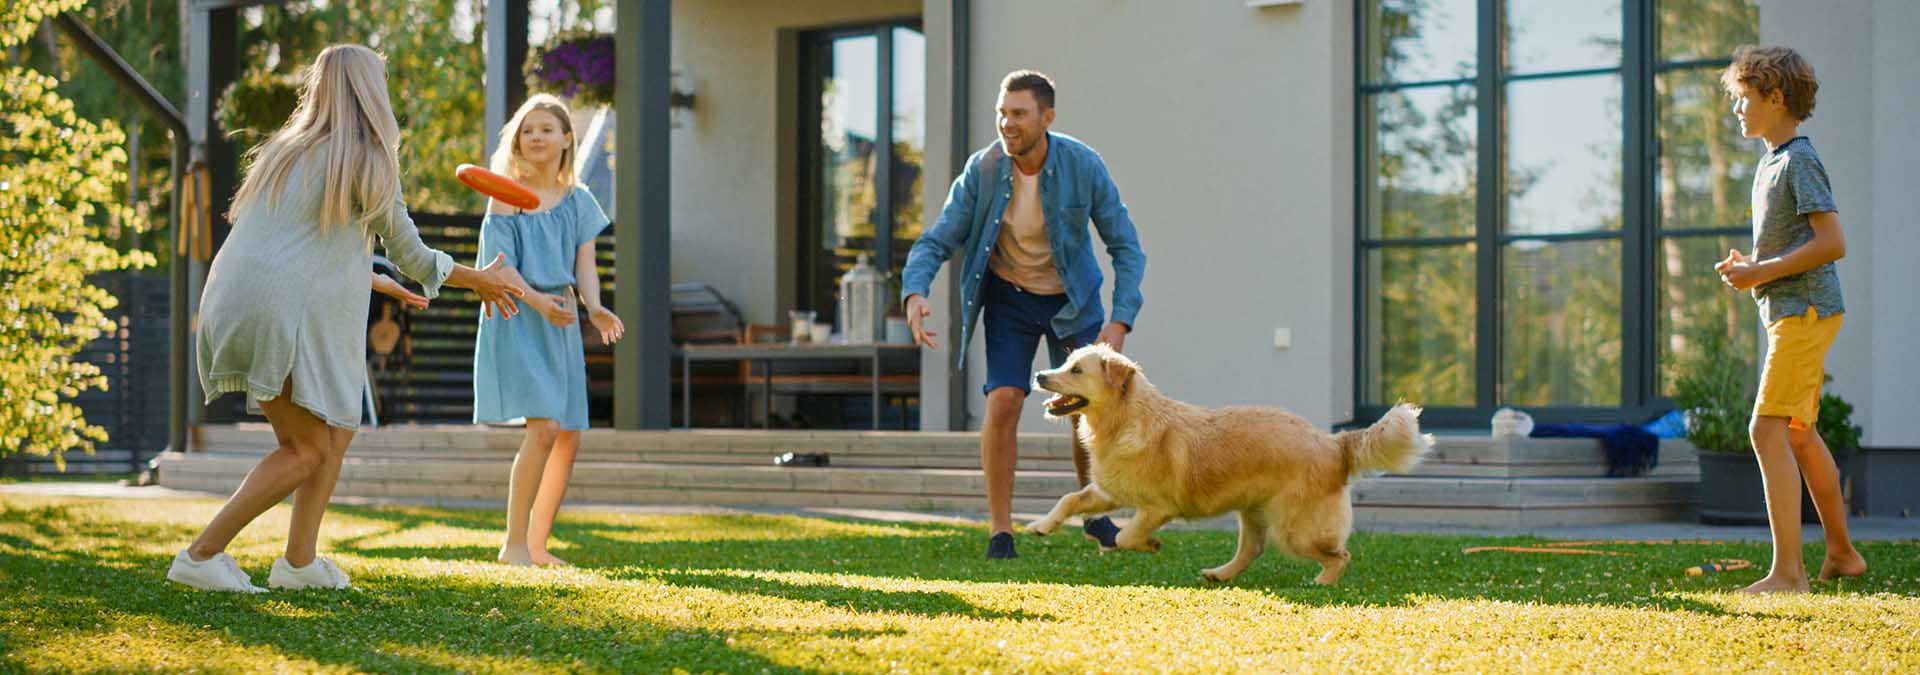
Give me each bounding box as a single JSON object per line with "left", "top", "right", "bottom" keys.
{"left": 1721, "top": 45, "right": 1819, "bottom": 121}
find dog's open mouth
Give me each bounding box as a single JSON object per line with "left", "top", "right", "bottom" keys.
{"left": 1044, "top": 394, "right": 1088, "bottom": 416}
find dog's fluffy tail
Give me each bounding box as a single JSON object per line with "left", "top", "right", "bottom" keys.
{"left": 1336, "top": 403, "right": 1433, "bottom": 476}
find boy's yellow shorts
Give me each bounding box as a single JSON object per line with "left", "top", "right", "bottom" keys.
{"left": 1755, "top": 307, "right": 1844, "bottom": 431}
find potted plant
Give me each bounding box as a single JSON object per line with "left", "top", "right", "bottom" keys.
{"left": 1671, "top": 325, "right": 1767, "bottom": 525}
{"left": 1808, "top": 377, "right": 1863, "bottom": 521}
{"left": 1676, "top": 324, "right": 1863, "bottom": 524}
{"left": 525, "top": 32, "right": 615, "bottom": 107}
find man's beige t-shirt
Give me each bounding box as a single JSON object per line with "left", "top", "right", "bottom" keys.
{"left": 986, "top": 163, "right": 1064, "bottom": 294}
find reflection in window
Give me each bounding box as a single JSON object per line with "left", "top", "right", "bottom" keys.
{"left": 1657, "top": 234, "right": 1758, "bottom": 395}
{"left": 803, "top": 24, "right": 925, "bottom": 328}
{"left": 1504, "top": 75, "right": 1623, "bottom": 235}
{"left": 819, "top": 35, "right": 879, "bottom": 266}
{"left": 1502, "top": 239, "right": 1623, "bottom": 406}
{"left": 1364, "top": 0, "right": 1477, "bottom": 83}
{"left": 1358, "top": 0, "right": 1759, "bottom": 415}
{"left": 1366, "top": 86, "right": 1478, "bottom": 239}
{"left": 1364, "top": 245, "right": 1477, "bottom": 406}
{"left": 1656, "top": 70, "right": 1751, "bottom": 232}
{"left": 1652, "top": 0, "right": 1764, "bottom": 397}
{"left": 889, "top": 26, "right": 927, "bottom": 286}
{"left": 1505, "top": 0, "right": 1622, "bottom": 74}
{"left": 1658, "top": 0, "right": 1759, "bottom": 63}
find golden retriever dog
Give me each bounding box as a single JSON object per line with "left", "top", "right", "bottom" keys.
{"left": 1025, "top": 345, "right": 1431, "bottom": 585}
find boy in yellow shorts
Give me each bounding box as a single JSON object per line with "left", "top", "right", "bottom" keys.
{"left": 1714, "top": 45, "right": 1866, "bottom": 594}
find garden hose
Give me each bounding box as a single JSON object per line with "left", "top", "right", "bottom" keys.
{"left": 1461, "top": 539, "right": 1752, "bottom": 576}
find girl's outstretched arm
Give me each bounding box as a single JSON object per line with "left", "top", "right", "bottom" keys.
{"left": 576, "top": 241, "right": 623, "bottom": 344}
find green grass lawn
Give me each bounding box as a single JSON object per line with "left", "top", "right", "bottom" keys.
{"left": 1, "top": 493, "right": 1915, "bottom": 674}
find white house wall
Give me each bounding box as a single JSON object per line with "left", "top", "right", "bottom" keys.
{"left": 960, "top": 0, "right": 1355, "bottom": 432}
{"left": 1761, "top": 0, "right": 1920, "bottom": 448}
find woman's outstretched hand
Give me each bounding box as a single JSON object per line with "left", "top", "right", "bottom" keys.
{"left": 371, "top": 273, "right": 429, "bottom": 310}
{"left": 469, "top": 252, "right": 531, "bottom": 320}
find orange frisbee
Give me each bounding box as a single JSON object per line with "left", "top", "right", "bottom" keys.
{"left": 456, "top": 163, "right": 540, "bottom": 211}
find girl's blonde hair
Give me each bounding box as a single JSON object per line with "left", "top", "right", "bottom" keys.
{"left": 228, "top": 44, "right": 403, "bottom": 233}
{"left": 489, "top": 94, "right": 577, "bottom": 187}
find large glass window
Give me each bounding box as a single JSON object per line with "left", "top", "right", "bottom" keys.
{"left": 1653, "top": 0, "right": 1761, "bottom": 395}
{"left": 798, "top": 22, "right": 925, "bottom": 329}
{"left": 1358, "top": 0, "right": 1760, "bottom": 423}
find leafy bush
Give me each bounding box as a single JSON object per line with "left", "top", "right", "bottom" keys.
{"left": 1670, "top": 324, "right": 1754, "bottom": 453}
{"left": 0, "top": 1, "right": 154, "bottom": 467}
{"left": 1816, "top": 374, "right": 1863, "bottom": 452}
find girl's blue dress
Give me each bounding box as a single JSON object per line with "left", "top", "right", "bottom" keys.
{"left": 472, "top": 186, "right": 610, "bottom": 430}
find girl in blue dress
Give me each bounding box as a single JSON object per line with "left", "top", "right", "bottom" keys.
{"left": 473, "top": 94, "right": 624, "bottom": 566}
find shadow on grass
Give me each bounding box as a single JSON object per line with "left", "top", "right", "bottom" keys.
{"left": 7, "top": 493, "right": 1914, "bottom": 674}
{"left": 0, "top": 510, "right": 882, "bottom": 674}
{"left": 319, "top": 501, "right": 1920, "bottom": 615}
{"left": 650, "top": 569, "right": 1055, "bottom": 622}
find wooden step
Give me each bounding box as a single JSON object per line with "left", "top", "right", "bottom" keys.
{"left": 192, "top": 425, "right": 1695, "bottom": 479}
{"left": 155, "top": 446, "right": 1698, "bottom": 528}
{"left": 193, "top": 425, "right": 1079, "bottom": 471}
{"left": 162, "top": 452, "right": 1695, "bottom": 510}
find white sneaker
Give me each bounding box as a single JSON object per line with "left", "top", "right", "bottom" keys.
{"left": 268, "top": 556, "right": 353, "bottom": 590}
{"left": 167, "top": 550, "right": 266, "bottom": 593}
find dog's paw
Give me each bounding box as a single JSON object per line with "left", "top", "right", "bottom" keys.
{"left": 1201, "top": 570, "right": 1233, "bottom": 583}
{"left": 1024, "top": 520, "right": 1056, "bottom": 536}
{"left": 1119, "top": 537, "right": 1161, "bottom": 554}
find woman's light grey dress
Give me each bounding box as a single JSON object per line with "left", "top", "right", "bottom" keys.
{"left": 197, "top": 155, "right": 454, "bottom": 429}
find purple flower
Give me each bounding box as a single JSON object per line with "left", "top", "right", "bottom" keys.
{"left": 529, "top": 34, "right": 616, "bottom": 103}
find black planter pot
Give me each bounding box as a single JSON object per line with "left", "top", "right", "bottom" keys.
{"left": 1699, "top": 451, "right": 1769, "bottom": 525}
{"left": 1698, "top": 448, "right": 1856, "bottom": 525}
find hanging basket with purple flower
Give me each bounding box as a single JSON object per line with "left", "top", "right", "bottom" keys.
{"left": 525, "top": 32, "right": 615, "bottom": 107}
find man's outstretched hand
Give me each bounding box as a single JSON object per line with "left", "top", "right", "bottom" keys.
{"left": 1097, "top": 321, "right": 1129, "bottom": 352}
{"left": 905, "top": 294, "right": 938, "bottom": 349}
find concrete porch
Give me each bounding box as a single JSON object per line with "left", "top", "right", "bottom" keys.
{"left": 156, "top": 425, "right": 1701, "bottom": 529}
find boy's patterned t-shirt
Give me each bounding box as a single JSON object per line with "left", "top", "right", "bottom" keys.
{"left": 1750, "top": 136, "right": 1843, "bottom": 324}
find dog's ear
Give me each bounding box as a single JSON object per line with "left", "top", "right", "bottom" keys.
{"left": 1102, "top": 354, "right": 1135, "bottom": 399}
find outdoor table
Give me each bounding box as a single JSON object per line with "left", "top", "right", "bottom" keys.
{"left": 675, "top": 343, "right": 921, "bottom": 430}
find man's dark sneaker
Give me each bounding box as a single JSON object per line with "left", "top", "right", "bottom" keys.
{"left": 985, "top": 532, "right": 1018, "bottom": 559}
{"left": 1082, "top": 516, "right": 1120, "bottom": 551}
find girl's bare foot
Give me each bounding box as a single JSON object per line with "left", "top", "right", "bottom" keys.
{"left": 1819, "top": 550, "right": 1867, "bottom": 580}
{"left": 529, "top": 550, "right": 570, "bottom": 567}
{"left": 497, "top": 546, "right": 534, "bottom": 566}
{"left": 1738, "top": 573, "right": 1810, "bottom": 594}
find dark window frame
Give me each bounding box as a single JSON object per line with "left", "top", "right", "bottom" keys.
{"left": 1353, "top": 0, "right": 1752, "bottom": 428}
{"left": 796, "top": 18, "right": 925, "bottom": 329}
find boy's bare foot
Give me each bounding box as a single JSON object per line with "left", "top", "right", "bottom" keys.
{"left": 497, "top": 546, "right": 534, "bottom": 566}
{"left": 1737, "top": 574, "right": 1810, "bottom": 594}
{"left": 1818, "top": 550, "right": 1867, "bottom": 580}
{"left": 529, "top": 551, "right": 571, "bottom": 566}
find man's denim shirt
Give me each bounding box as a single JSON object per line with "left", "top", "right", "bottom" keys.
{"left": 901, "top": 132, "right": 1146, "bottom": 368}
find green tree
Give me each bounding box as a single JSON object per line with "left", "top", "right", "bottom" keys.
{"left": 1, "top": 0, "right": 154, "bottom": 467}
{"left": 6, "top": 0, "right": 184, "bottom": 265}
{"left": 218, "top": 0, "right": 489, "bottom": 214}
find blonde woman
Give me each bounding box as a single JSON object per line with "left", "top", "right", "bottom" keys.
{"left": 473, "top": 94, "right": 623, "bottom": 566}
{"left": 170, "top": 44, "right": 531, "bottom": 592}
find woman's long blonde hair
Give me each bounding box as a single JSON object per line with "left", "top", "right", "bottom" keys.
{"left": 228, "top": 44, "right": 403, "bottom": 232}
{"left": 489, "top": 94, "right": 577, "bottom": 188}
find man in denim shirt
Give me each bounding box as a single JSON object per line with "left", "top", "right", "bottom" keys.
{"left": 901, "top": 70, "right": 1146, "bottom": 559}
